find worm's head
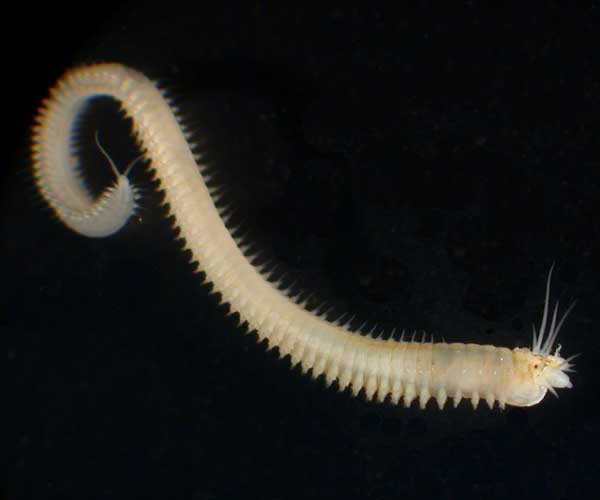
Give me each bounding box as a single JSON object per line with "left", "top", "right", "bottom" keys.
{"left": 535, "top": 352, "right": 575, "bottom": 391}
{"left": 506, "top": 265, "right": 578, "bottom": 407}
{"left": 508, "top": 348, "right": 576, "bottom": 407}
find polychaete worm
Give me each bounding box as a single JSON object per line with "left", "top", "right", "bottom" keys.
{"left": 30, "top": 62, "right": 578, "bottom": 410}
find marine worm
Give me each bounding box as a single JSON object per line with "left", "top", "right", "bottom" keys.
{"left": 31, "top": 63, "right": 577, "bottom": 410}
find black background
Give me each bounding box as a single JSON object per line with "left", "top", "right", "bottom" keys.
{"left": 2, "top": 3, "right": 599, "bottom": 499}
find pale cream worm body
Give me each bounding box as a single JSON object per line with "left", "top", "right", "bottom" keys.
{"left": 31, "top": 63, "right": 577, "bottom": 410}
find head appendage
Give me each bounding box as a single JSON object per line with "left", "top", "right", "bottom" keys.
{"left": 531, "top": 264, "right": 576, "bottom": 357}
{"left": 525, "top": 264, "right": 579, "bottom": 400}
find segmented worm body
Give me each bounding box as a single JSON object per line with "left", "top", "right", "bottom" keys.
{"left": 31, "top": 63, "right": 577, "bottom": 410}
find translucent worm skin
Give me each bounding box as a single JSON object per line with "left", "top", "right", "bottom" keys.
{"left": 30, "top": 63, "right": 576, "bottom": 410}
